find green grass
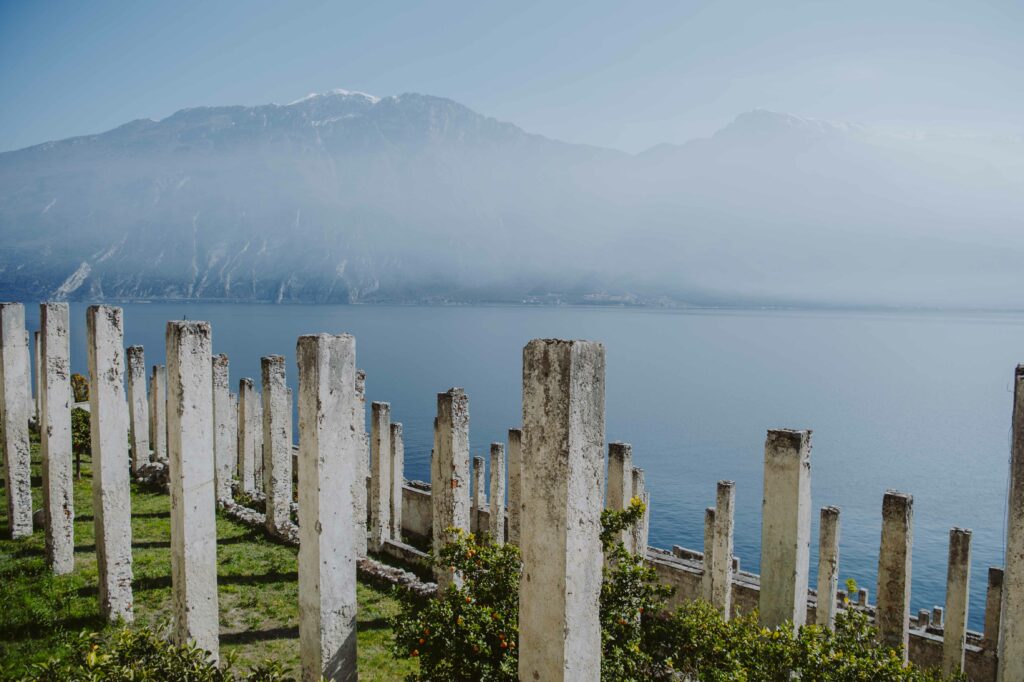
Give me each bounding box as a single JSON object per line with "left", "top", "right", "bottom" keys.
{"left": 0, "top": 432, "right": 415, "bottom": 680}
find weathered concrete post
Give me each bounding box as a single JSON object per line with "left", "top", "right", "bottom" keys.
{"left": 125, "top": 346, "right": 149, "bottom": 474}
{"left": 630, "top": 467, "right": 649, "bottom": 555}
{"left": 389, "top": 422, "right": 404, "bottom": 541}
{"left": 607, "top": 442, "right": 633, "bottom": 548}
{"left": 432, "top": 388, "right": 470, "bottom": 586}
{"left": 369, "top": 401, "right": 392, "bottom": 552}
{"left": 297, "top": 333, "right": 358, "bottom": 682}
{"left": 86, "top": 305, "right": 133, "bottom": 621}
{"left": 759, "top": 429, "right": 812, "bottom": 630}
{"left": 815, "top": 506, "right": 841, "bottom": 629}
{"left": 943, "top": 527, "right": 972, "bottom": 677}
{"left": 166, "top": 321, "right": 219, "bottom": 658}
{"left": 253, "top": 397, "right": 264, "bottom": 490}
{"left": 1001, "top": 364, "right": 1024, "bottom": 681}
{"left": 353, "top": 369, "right": 368, "bottom": 557}
{"left": 262, "top": 356, "right": 292, "bottom": 534}
{"left": 489, "top": 442, "right": 506, "bottom": 544}
{"left": 33, "top": 329, "right": 41, "bottom": 421}
{"left": 40, "top": 303, "right": 74, "bottom": 573}
{"left": 507, "top": 428, "right": 523, "bottom": 545}
{"left": 702, "top": 507, "right": 716, "bottom": 602}
{"left": 212, "top": 354, "right": 234, "bottom": 501}
{"left": 24, "top": 329, "right": 34, "bottom": 422}
{"left": 519, "top": 339, "right": 605, "bottom": 682}
{"left": 237, "top": 378, "right": 258, "bottom": 494}
{"left": 711, "top": 480, "right": 736, "bottom": 619}
{"left": 472, "top": 455, "right": 486, "bottom": 534}
{"left": 876, "top": 491, "right": 913, "bottom": 659}
{"left": 149, "top": 364, "right": 167, "bottom": 462}
{"left": 984, "top": 567, "right": 1003, "bottom": 651}
{"left": 0, "top": 303, "right": 32, "bottom": 538}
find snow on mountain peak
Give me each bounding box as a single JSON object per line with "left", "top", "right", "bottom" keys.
{"left": 288, "top": 89, "right": 381, "bottom": 106}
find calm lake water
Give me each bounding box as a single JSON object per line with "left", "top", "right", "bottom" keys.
{"left": 25, "top": 302, "right": 1024, "bottom": 631}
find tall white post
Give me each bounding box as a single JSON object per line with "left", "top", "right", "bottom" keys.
{"left": 1001, "top": 364, "right": 1024, "bottom": 681}
{"left": 607, "top": 441, "right": 633, "bottom": 549}
{"left": 149, "top": 364, "right": 167, "bottom": 462}
{"left": 702, "top": 507, "right": 716, "bottom": 602}
{"left": 237, "top": 378, "right": 258, "bottom": 494}
{"left": 815, "top": 506, "right": 841, "bottom": 629}
{"left": 33, "top": 329, "right": 41, "bottom": 422}
{"left": 877, "top": 491, "right": 913, "bottom": 660}
{"left": 352, "top": 369, "right": 368, "bottom": 557}
{"left": 432, "top": 388, "right": 470, "bottom": 586}
{"left": 389, "top": 422, "right": 404, "bottom": 541}
{"left": 262, "top": 356, "right": 292, "bottom": 533}
{"left": 943, "top": 527, "right": 972, "bottom": 677}
{"left": 40, "top": 302, "right": 74, "bottom": 573}
{"left": 630, "top": 467, "right": 649, "bottom": 555}
{"left": 489, "top": 442, "right": 506, "bottom": 544}
{"left": 507, "top": 428, "right": 523, "bottom": 546}
{"left": 369, "top": 401, "right": 392, "bottom": 551}
{"left": 0, "top": 303, "right": 32, "bottom": 538}
{"left": 984, "top": 567, "right": 1003, "bottom": 651}
{"left": 212, "top": 354, "right": 234, "bottom": 501}
{"left": 711, "top": 480, "right": 735, "bottom": 619}
{"left": 125, "top": 346, "right": 149, "bottom": 474}
{"left": 472, "top": 455, "right": 486, "bottom": 534}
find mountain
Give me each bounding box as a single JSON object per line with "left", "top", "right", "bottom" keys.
{"left": 1, "top": 93, "right": 1021, "bottom": 308}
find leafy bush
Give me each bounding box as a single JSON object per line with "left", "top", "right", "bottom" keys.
{"left": 71, "top": 406, "right": 90, "bottom": 478}
{"left": 71, "top": 372, "right": 89, "bottom": 403}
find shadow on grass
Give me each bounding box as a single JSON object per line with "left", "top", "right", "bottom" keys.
{"left": 77, "top": 569, "right": 301, "bottom": 597}
{"left": 0, "top": 613, "right": 106, "bottom": 642}
{"left": 220, "top": 625, "right": 298, "bottom": 644}
{"left": 359, "top": 617, "right": 391, "bottom": 632}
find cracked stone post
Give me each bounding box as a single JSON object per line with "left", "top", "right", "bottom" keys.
{"left": 126, "top": 346, "right": 149, "bottom": 475}
{"left": 166, "top": 321, "right": 218, "bottom": 659}
{"left": 877, "top": 491, "right": 913, "bottom": 659}
{"left": 237, "top": 378, "right": 257, "bottom": 494}
{"left": 212, "top": 354, "right": 234, "bottom": 501}
{"left": 369, "top": 401, "right": 392, "bottom": 552}
{"left": 702, "top": 507, "right": 715, "bottom": 602}
{"left": 40, "top": 303, "right": 74, "bottom": 573}
{"left": 389, "top": 422, "right": 404, "bottom": 541}
{"left": 262, "top": 356, "right": 292, "bottom": 533}
{"left": 607, "top": 441, "right": 633, "bottom": 549}
{"left": 712, "top": 480, "right": 736, "bottom": 619}
{"left": 353, "top": 369, "right": 368, "bottom": 557}
{"left": 759, "top": 429, "right": 812, "bottom": 630}
{"left": 0, "top": 303, "right": 32, "bottom": 538}
{"left": 507, "top": 428, "right": 523, "bottom": 545}
{"left": 489, "top": 442, "right": 506, "bottom": 544}
{"left": 943, "top": 527, "right": 972, "bottom": 677}
{"left": 1001, "top": 365, "right": 1024, "bottom": 681}
{"left": 253, "top": 397, "right": 264, "bottom": 491}
{"left": 24, "top": 329, "right": 34, "bottom": 423}
{"left": 815, "top": 506, "right": 841, "bottom": 629}
{"left": 630, "top": 467, "right": 649, "bottom": 555}
{"left": 297, "top": 334, "right": 358, "bottom": 682}
{"left": 519, "top": 339, "right": 605, "bottom": 682}
{"left": 984, "top": 567, "right": 1003, "bottom": 651}
{"left": 432, "top": 387, "right": 470, "bottom": 587}
{"left": 472, "top": 455, "right": 486, "bottom": 534}
{"left": 87, "top": 305, "right": 133, "bottom": 621}
{"left": 149, "top": 364, "right": 167, "bottom": 462}
{"left": 33, "top": 330, "right": 41, "bottom": 421}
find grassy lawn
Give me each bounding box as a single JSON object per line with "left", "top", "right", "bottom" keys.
{"left": 0, "top": 431, "right": 416, "bottom": 680}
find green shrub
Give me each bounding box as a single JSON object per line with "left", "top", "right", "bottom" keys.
{"left": 71, "top": 406, "right": 90, "bottom": 478}
{"left": 71, "top": 372, "right": 89, "bottom": 403}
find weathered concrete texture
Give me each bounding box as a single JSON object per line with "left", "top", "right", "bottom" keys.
{"left": 212, "top": 354, "right": 235, "bottom": 501}
{"left": 943, "top": 527, "right": 972, "bottom": 677}
{"left": 519, "top": 339, "right": 605, "bottom": 682}
{"left": 149, "top": 364, "right": 168, "bottom": 462}
{"left": 262, "top": 356, "right": 292, "bottom": 533}
{"left": 352, "top": 369, "right": 368, "bottom": 558}
{"left": 1000, "top": 365, "right": 1024, "bottom": 682}
{"left": 984, "top": 567, "right": 1003, "bottom": 651}
{"left": 759, "top": 429, "right": 812, "bottom": 630}
{"left": 472, "top": 455, "right": 486, "bottom": 534}
{"left": 24, "top": 329, "right": 34, "bottom": 422}
{"left": 253, "top": 397, "right": 264, "bottom": 490}
{"left": 432, "top": 387, "right": 471, "bottom": 586}
{"left": 0, "top": 303, "right": 33, "bottom": 538}
{"left": 702, "top": 507, "right": 716, "bottom": 602}
{"left": 33, "top": 330, "right": 41, "bottom": 422}
{"left": 126, "top": 346, "right": 149, "bottom": 474}
{"left": 489, "top": 442, "right": 506, "bottom": 544}
{"left": 369, "top": 401, "right": 392, "bottom": 552}
{"left": 630, "top": 467, "right": 650, "bottom": 555}
{"left": 711, "top": 480, "right": 736, "bottom": 618}
{"left": 237, "top": 378, "right": 258, "bottom": 494}
{"left": 166, "top": 321, "right": 219, "bottom": 659}
{"left": 389, "top": 422, "right": 404, "bottom": 541}
{"left": 507, "top": 428, "right": 523, "bottom": 546}
{"left": 815, "top": 506, "right": 841, "bottom": 629}
{"left": 297, "top": 334, "right": 359, "bottom": 682}
{"left": 877, "top": 490, "right": 913, "bottom": 660}
{"left": 607, "top": 441, "right": 633, "bottom": 549}
{"left": 40, "top": 303, "right": 74, "bottom": 573}
{"left": 86, "top": 305, "right": 134, "bottom": 621}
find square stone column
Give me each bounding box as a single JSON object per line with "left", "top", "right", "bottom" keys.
{"left": 507, "top": 428, "right": 523, "bottom": 546}
{"left": 262, "top": 356, "right": 292, "bottom": 533}
{"left": 352, "top": 369, "right": 368, "bottom": 557}
{"left": 212, "top": 354, "right": 234, "bottom": 501}
{"left": 40, "top": 302, "right": 74, "bottom": 573}
{"left": 711, "top": 480, "right": 736, "bottom": 619}
{"left": 432, "top": 387, "right": 470, "bottom": 585}
{"left": 24, "top": 329, "right": 34, "bottom": 422}
{"left": 942, "top": 527, "right": 972, "bottom": 677}
{"left": 236, "top": 378, "right": 258, "bottom": 494}
{"left": 369, "top": 401, "right": 392, "bottom": 552}
{"left": 149, "top": 364, "right": 167, "bottom": 462}
{"left": 815, "top": 506, "right": 841, "bottom": 629}
{"left": 86, "top": 305, "right": 133, "bottom": 621}
{"left": 606, "top": 441, "right": 633, "bottom": 548}
{"left": 297, "top": 334, "right": 359, "bottom": 682}
{"left": 519, "top": 339, "right": 605, "bottom": 682}
{"left": 472, "top": 455, "right": 486, "bottom": 534}
{"left": 877, "top": 490, "right": 913, "bottom": 659}
{"left": 389, "top": 422, "right": 404, "bottom": 541}
{"left": 984, "top": 567, "right": 1003, "bottom": 651}
{"left": 125, "top": 346, "right": 149, "bottom": 474}
{"left": 0, "top": 303, "right": 32, "bottom": 538}
{"left": 702, "top": 507, "right": 716, "bottom": 602}
{"left": 630, "top": 467, "right": 649, "bottom": 555}
{"left": 489, "top": 442, "right": 506, "bottom": 544}
{"left": 166, "top": 321, "right": 219, "bottom": 659}
{"left": 1000, "top": 364, "right": 1024, "bottom": 681}
{"left": 33, "top": 329, "right": 41, "bottom": 421}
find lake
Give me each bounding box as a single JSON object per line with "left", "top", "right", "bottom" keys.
{"left": 24, "top": 302, "right": 1024, "bottom": 631}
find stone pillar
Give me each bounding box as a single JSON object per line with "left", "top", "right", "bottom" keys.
{"left": 489, "top": 442, "right": 506, "bottom": 544}
{"left": 0, "top": 303, "right": 32, "bottom": 538}
{"left": 507, "top": 428, "right": 523, "bottom": 546}
{"left": 24, "top": 329, "right": 34, "bottom": 422}
{"left": 984, "top": 567, "right": 1003, "bottom": 651}
{"left": 711, "top": 480, "right": 736, "bottom": 619}
{"left": 369, "top": 401, "right": 392, "bottom": 552}
{"left": 630, "top": 467, "right": 650, "bottom": 555}
{"left": 353, "top": 369, "right": 368, "bottom": 557}
{"left": 519, "top": 339, "right": 605, "bottom": 682}
{"left": 876, "top": 491, "right": 913, "bottom": 659}
{"left": 759, "top": 429, "right": 812, "bottom": 630}
{"left": 33, "top": 330, "right": 41, "bottom": 421}
{"left": 389, "top": 422, "right": 404, "bottom": 541}
{"left": 943, "top": 527, "right": 972, "bottom": 677}
{"left": 815, "top": 506, "right": 841, "bottom": 629}
{"left": 86, "top": 305, "right": 133, "bottom": 621}
{"left": 212, "top": 354, "right": 234, "bottom": 501}
{"left": 149, "top": 364, "right": 167, "bottom": 462}
{"left": 702, "top": 507, "right": 716, "bottom": 602}
{"left": 125, "top": 346, "right": 149, "bottom": 474}
{"left": 432, "top": 387, "right": 470, "bottom": 585}
{"left": 253, "top": 397, "right": 264, "bottom": 490}
{"left": 472, "top": 455, "right": 486, "bottom": 534}
{"left": 297, "top": 334, "right": 358, "bottom": 682}
{"left": 166, "top": 321, "right": 218, "bottom": 658}
{"left": 607, "top": 442, "right": 633, "bottom": 548}
{"left": 40, "top": 303, "right": 74, "bottom": 573}
{"left": 1001, "top": 365, "right": 1024, "bottom": 681}
{"left": 262, "top": 356, "right": 292, "bottom": 533}
{"left": 237, "top": 378, "right": 258, "bottom": 494}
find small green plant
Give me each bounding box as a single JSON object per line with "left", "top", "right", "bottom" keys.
{"left": 71, "top": 406, "right": 90, "bottom": 479}
{"left": 71, "top": 372, "right": 89, "bottom": 403}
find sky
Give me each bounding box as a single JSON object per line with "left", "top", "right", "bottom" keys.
{"left": 1, "top": 0, "right": 1022, "bottom": 154}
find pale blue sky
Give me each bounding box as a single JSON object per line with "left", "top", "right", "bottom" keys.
{"left": 1, "top": 0, "right": 1021, "bottom": 153}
